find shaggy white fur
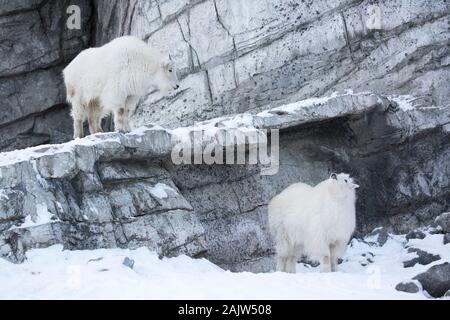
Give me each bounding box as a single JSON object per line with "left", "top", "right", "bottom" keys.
{"left": 268, "top": 173, "right": 358, "bottom": 273}
{"left": 63, "top": 36, "right": 179, "bottom": 139}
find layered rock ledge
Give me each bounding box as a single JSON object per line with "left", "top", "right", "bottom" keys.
{"left": 1, "top": 92, "right": 449, "bottom": 271}
{"left": 2, "top": 0, "right": 449, "bottom": 154}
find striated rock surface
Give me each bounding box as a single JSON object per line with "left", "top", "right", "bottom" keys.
{"left": 2, "top": 0, "right": 449, "bottom": 148}
{"left": 0, "top": 129, "right": 207, "bottom": 263}
{"left": 89, "top": 0, "right": 450, "bottom": 129}
{"left": 1, "top": 92, "right": 449, "bottom": 271}
{"left": 0, "top": 0, "right": 92, "bottom": 152}
{"left": 0, "top": 0, "right": 449, "bottom": 272}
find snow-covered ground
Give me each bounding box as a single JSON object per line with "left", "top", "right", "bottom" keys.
{"left": 1, "top": 231, "right": 448, "bottom": 300}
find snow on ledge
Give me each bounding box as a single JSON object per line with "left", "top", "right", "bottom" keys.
{"left": 0, "top": 132, "right": 121, "bottom": 167}
{"left": 257, "top": 91, "right": 349, "bottom": 117}
{"left": 0, "top": 91, "right": 442, "bottom": 169}
{"left": 149, "top": 183, "right": 176, "bottom": 199}
{"left": 9, "top": 203, "right": 59, "bottom": 230}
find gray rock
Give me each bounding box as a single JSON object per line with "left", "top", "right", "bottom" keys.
{"left": 403, "top": 248, "right": 441, "bottom": 268}
{"left": 406, "top": 230, "right": 426, "bottom": 241}
{"left": 122, "top": 257, "right": 135, "bottom": 269}
{"left": 297, "top": 256, "right": 320, "bottom": 268}
{"left": 444, "top": 233, "right": 450, "bottom": 245}
{"left": 1, "top": 0, "right": 450, "bottom": 272}
{"left": 87, "top": 0, "right": 450, "bottom": 243}
{"left": 366, "top": 227, "right": 390, "bottom": 246}
{"left": 0, "top": 189, "right": 25, "bottom": 222}
{"left": 0, "top": 0, "right": 41, "bottom": 15}
{"left": 413, "top": 263, "right": 450, "bottom": 298}
{"left": 0, "top": 91, "right": 450, "bottom": 271}
{"left": 435, "top": 212, "right": 450, "bottom": 233}
{"left": 88, "top": 0, "right": 450, "bottom": 131}
{"left": 0, "top": 127, "right": 207, "bottom": 263}
{"left": 5, "top": 0, "right": 436, "bottom": 138}
{"left": 395, "top": 281, "right": 421, "bottom": 294}
{"left": 360, "top": 252, "right": 374, "bottom": 265}
{"left": 0, "top": 0, "right": 91, "bottom": 152}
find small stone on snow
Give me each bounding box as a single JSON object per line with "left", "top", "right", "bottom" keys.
{"left": 123, "top": 257, "right": 135, "bottom": 269}
{"left": 395, "top": 281, "right": 421, "bottom": 294}
{"left": 413, "top": 262, "right": 450, "bottom": 298}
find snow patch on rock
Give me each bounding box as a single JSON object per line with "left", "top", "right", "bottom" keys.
{"left": 149, "top": 183, "right": 176, "bottom": 199}
{"left": 13, "top": 203, "right": 58, "bottom": 230}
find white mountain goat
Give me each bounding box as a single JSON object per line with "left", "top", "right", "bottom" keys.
{"left": 63, "top": 36, "right": 179, "bottom": 139}
{"left": 268, "top": 173, "right": 358, "bottom": 273}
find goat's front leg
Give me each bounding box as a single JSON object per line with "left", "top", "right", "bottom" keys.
{"left": 276, "top": 255, "right": 289, "bottom": 272}
{"left": 330, "top": 243, "right": 339, "bottom": 272}
{"left": 320, "top": 254, "right": 332, "bottom": 273}
{"left": 113, "top": 106, "right": 127, "bottom": 133}
{"left": 286, "top": 256, "right": 297, "bottom": 273}
{"left": 124, "top": 95, "right": 139, "bottom": 132}
{"left": 123, "top": 110, "right": 131, "bottom": 132}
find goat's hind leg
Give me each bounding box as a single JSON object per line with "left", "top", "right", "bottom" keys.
{"left": 286, "top": 244, "right": 303, "bottom": 273}
{"left": 276, "top": 243, "right": 298, "bottom": 273}
{"left": 276, "top": 245, "right": 290, "bottom": 272}
{"left": 71, "top": 102, "right": 84, "bottom": 139}
{"left": 330, "top": 243, "right": 339, "bottom": 272}
{"left": 285, "top": 255, "right": 297, "bottom": 273}
{"left": 88, "top": 99, "right": 103, "bottom": 135}
{"left": 330, "top": 241, "right": 347, "bottom": 272}
{"left": 319, "top": 244, "right": 332, "bottom": 272}
{"left": 276, "top": 254, "right": 289, "bottom": 272}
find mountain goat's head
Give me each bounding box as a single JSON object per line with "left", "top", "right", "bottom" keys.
{"left": 330, "top": 173, "right": 359, "bottom": 190}
{"left": 156, "top": 57, "right": 180, "bottom": 94}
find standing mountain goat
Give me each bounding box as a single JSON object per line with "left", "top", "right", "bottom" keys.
{"left": 63, "top": 36, "right": 179, "bottom": 139}
{"left": 268, "top": 173, "right": 358, "bottom": 273}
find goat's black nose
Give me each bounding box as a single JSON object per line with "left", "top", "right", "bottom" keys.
{"left": 175, "top": 85, "right": 180, "bottom": 89}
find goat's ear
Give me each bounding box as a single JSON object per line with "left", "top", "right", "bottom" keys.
{"left": 160, "top": 61, "right": 170, "bottom": 69}
{"left": 330, "top": 173, "right": 337, "bottom": 180}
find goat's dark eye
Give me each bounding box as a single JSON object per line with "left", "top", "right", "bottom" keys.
{"left": 345, "top": 179, "right": 348, "bottom": 183}
{"left": 169, "top": 69, "right": 173, "bottom": 73}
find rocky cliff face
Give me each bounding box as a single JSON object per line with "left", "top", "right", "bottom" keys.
{"left": 0, "top": 0, "right": 92, "bottom": 152}
{"left": 2, "top": 1, "right": 449, "bottom": 147}
{"left": 0, "top": 0, "right": 449, "bottom": 271}
{"left": 90, "top": 0, "right": 450, "bottom": 129}
{"left": 1, "top": 93, "right": 449, "bottom": 271}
